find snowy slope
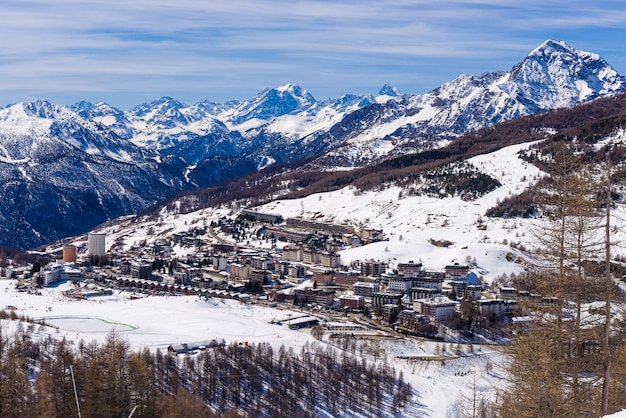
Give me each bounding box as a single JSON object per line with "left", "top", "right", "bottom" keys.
{"left": 256, "top": 141, "right": 545, "bottom": 282}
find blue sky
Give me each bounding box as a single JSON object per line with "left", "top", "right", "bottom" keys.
{"left": 1, "top": 1, "right": 625, "bottom": 109}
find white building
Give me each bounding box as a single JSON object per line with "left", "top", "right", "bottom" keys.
{"left": 88, "top": 233, "right": 106, "bottom": 257}
{"left": 41, "top": 261, "right": 84, "bottom": 286}
{"left": 353, "top": 282, "right": 380, "bottom": 298}
{"left": 387, "top": 276, "right": 414, "bottom": 294}
{"left": 415, "top": 297, "right": 459, "bottom": 322}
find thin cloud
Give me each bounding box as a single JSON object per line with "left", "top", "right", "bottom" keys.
{"left": 0, "top": 1, "right": 624, "bottom": 108}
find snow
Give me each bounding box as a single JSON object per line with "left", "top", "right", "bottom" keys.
{"left": 0, "top": 279, "right": 307, "bottom": 351}
{"left": 0, "top": 143, "right": 30, "bottom": 164}
{"left": 256, "top": 141, "right": 544, "bottom": 283}
{"left": 0, "top": 278, "right": 504, "bottom": 417}
{"left": 25, "top": 139, "right": 626, "bottom": 415}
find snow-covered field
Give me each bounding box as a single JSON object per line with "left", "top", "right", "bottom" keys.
{"left": 0, "top": 278, "right": 504, "bottom": 417}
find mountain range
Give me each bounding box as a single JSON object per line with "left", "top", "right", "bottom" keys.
{"left": 1, "top": 39, "right": 625, "bottom": 249}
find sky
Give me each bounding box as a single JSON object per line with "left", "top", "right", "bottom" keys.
{"left": 1, "top": 1, "right": 625, "bottom": 110}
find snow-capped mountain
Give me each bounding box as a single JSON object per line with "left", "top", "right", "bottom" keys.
{"left": 1, "top": 39, "right": 625, "bottom": 249}
{"left": 0, "top": 101, "right": 187, "bottom": 249}
{"left": 1, "top": 100, "right": 147, "bottom": 163}
{"left": 299, "top": 40, "right": 626, "bottom": 166}
{"left": 224, "top": 84, "right": 317, "bottom": 127}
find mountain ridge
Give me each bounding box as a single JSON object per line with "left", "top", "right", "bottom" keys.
{"left": 1, "top": 39, "right": 625, "bottom": 249}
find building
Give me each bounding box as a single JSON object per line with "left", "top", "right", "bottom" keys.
{"left": 230, "top": 263, "right": 252, "bottom": 281}
{"left": 338, "top": 294, "right": 365, "bottom": 310}
{"left": 396, "top": 310, "right": 435, "bottom": 336}
{"left": 450, "top": 281, "right": 483, "bottom": 300}
{"left": 265, "top": 227, "right": 312, "bottom": 243}
{"left": 444, "top": 263, "right": 471, "bottom": 280}
{"left": 211, "top": 254, "right": 229, "bottom": 271}
{"left": 332, "top": 271, "right": 363, "bottom": 287}
{"left": 62, "top": 245, "right": 77, "bottom": 263}
{"left": 396, "top": 261, "right": 423, "bottom": 278}
{"left": 249, "top": 256, "right": 273, "bottom": 271}
{"left": 413, "top": 272, "right": 444, "bottom": 290}
{"left": 353, "top": 281, "right": 380, "bottom": 298}
{"left": 372, "top": 292, "right": 403, "bottom": 307}
{"left": 294, "top": 288, "right": 335, "bottom": 306}
{"left": 88, "top": 233, "right": 106, "bottom": 257}
{"left": 287, "top": 264, "right": 307, "bottom": 279}
{"left": 239, "top": 209, "right": 283, "bottom": 224}
{"left": 415, "top": 297, "right": 459, "bottom": 322}
{"left": 282, "top": 245, "right": 303, "bottom": 262}
{"left": 286, "top": 217, "right": 355, "bottom": 236}
{"left": 39, "top": 261, "right": 84, "bottom": 286}
{"left": 410, "top": 287, "right": 440, "bottom": 301}
{"left": 499, "top": 287, "right": 518, "bottom": 300}
{"left": 250, "top": 269, "right": 267, "bottom": 283}
{"left": 320, "top": 252, "right": 341, "bottom": 268}
{"left": 358, "top": 228, "right": 384, "bottom": 242}
{"left": 303, "top": 249, "right": 320, "bottom": 265}
{"left": 387, "top": 276, "right": 414, "bottom": 294}
{"left": 131, "top": 262, "right": 152, "bottom": 280}
{"left": 360, "top": 260, "right": 387, "bottom": 277}
{"left": 477, "top": 299, "right": 508, "bottom": 319}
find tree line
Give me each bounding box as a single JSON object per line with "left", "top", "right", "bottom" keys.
{"left": 0, "top": 323, "right": 414, "bottom": 418}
